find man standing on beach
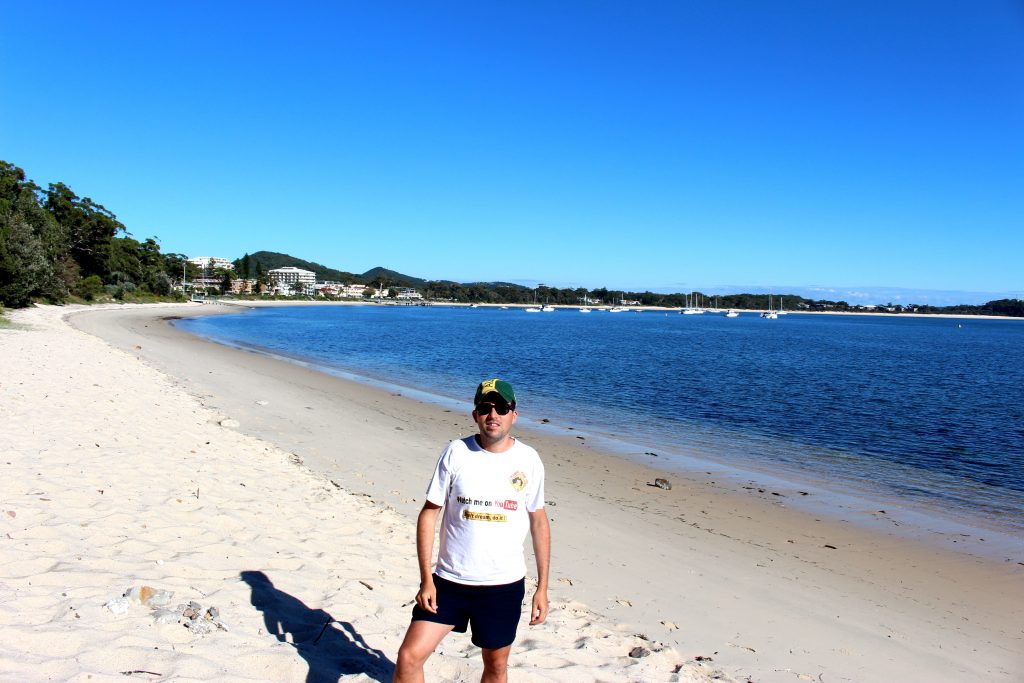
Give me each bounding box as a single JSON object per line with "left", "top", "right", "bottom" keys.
{"left": 394, "top": 379, "right": 550, "bottom": 683}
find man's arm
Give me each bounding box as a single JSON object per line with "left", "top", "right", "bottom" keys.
{"left": 528, "top": 508, "right": 551, "bottom": 625}
{"left": 415, "top": 501, "right": 442, "bottom": 613}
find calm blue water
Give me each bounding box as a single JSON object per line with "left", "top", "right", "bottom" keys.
{"left": 178, "top": 306, "right": 1024, "bottom": 537}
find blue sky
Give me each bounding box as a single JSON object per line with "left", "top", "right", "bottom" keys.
{"left": 2, "top": 1, "right": 1022, "bottom": 304}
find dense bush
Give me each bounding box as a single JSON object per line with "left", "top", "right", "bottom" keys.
{"left": 74, "top": 275, "right": 104, "bottom": 300}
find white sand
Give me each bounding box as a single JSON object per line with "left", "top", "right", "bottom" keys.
{"left": 0, "top": 304, "right": 729, "bottom": 682}
{"left": 3, "top": 302, "right": 1021, "bottom": 682}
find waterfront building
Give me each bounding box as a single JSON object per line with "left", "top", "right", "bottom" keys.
{"left": 313, "top": 282, "right": 368, "bottom": 298}
{"left": 268, "top": 267, "right": 316, "bottom": 294}
{"left": 191, "top": 276, "right": 223, "bottom": 292}
{"left": 188, "top": 256, "right": 234, "bottom": 271}
{"left": 229, "top": 279, "right": 258, "bottom": 295}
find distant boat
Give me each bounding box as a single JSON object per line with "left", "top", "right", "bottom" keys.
{"left": 540, "top": 304, "right": 556, "bottom": 312}
{"left": 469, "top": 303, "right": 479, "bottom": 308}
{"left": 579, "top": 307, "right": 592, "bottom": 313}
{"left": 525, "top": 288, "right": 543, "bottom": 313}
{"left": 761, "top": 295, "right": 778, "bottom": 319}
{"left": 777, "top": 296, "right": 788, "bottom": 315}
{"left": 608, "top": 291, "right": 628, "bottom": 312}
{"left": 680, "top": 291, "right": 704, "bottom": 314}
{"left": 725, "top": 309, "right": 739, "bottom": 318}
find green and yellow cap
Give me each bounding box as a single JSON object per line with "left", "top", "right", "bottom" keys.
{"left": 474, "top": 378, "right": 516, "bottom": 407}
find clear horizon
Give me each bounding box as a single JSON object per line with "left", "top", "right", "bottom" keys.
{"left": 2, "top": 2, "right": 1021, "bottom": 306}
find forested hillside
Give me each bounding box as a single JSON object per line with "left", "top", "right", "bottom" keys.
{"left": 241, "top": 251, "right": 359, "bottom": 283}
{"left": 0, "top": 161, "right": 186, "bottom": 307}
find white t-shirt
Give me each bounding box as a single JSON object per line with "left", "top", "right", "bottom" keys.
{"left": 425, "top": 435, "right": 545, "bottom": 585}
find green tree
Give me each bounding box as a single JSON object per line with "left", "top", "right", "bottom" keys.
{"left": 151, "top": 272, "right": 173, "bottom": 296}
{"left": 983, "top": 299, "right": 1024, "bottom": 317}
{"left": 0, "top": 211, "right": 49, "bottom": 307}
{"left": 44, "top": 182, "right": 125, "bottom": 279}
{"left": 108, "top": 237, "right": 145, "bottom": 287}
{"left": 74, "top": 274, "right": 104, "bottom": 300}
{"left": 0, "top": 162, "right": 69, "bottom": 304}
{"left": 255, "top": 261, "right": 269, "bottom": 291}
{"left": 1, "top": 160, "right": 190, "bottom": 306}
{"left": 161, "top": 252, "right": 187, "bottom": 283}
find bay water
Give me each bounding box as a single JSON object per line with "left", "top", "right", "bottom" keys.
{"left": 177, "top": 306, "right": 1024, "bottom": 546}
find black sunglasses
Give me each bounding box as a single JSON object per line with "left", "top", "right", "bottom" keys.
{"left": 475, "top": 401, "right": 513, "bottom": 416}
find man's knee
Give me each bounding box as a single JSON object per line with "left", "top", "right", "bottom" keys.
{"left": 481, "top": 646, "right": 511, "bottom": 675}
{"left": 396, "top": 640, "right": 429, "bottom": 670}
{"left": 482, "top": 659, "right": 508, "bottom": 676}
{"left": 396, "top": 620, "right": 452, "bottom": 671}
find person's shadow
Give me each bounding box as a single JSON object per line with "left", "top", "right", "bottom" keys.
{"left": 241, "top": 570, "right": 395, "bottom": 683}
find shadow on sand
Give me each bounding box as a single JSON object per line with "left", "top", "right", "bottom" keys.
{"left": 241, "top": 570, "right": 394, "bottom": 683}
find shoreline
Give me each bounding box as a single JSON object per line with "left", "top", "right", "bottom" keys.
{"left": 64, "top": 302, "right": 1024, "bottom": 682}
{"left": 181, "top": 300, "right": 1022, "bottom": 556}
{"left": 211, "top": 296, "right": 1024, "bottom": 321}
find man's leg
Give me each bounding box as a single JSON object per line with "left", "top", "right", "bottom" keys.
{"left": 480, "top": 645, "right": 511, "bottom": 683}
{"left": 393, "top": 620, "right": 454, "bottom": 683}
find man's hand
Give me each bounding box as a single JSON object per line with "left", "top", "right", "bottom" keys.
{"left": 527, "top": 507, "right": 551, "bottom": 626}
{"left": 416, "top": 577, "right": 438, "bottom": 614}
{"left": 414, "top": 502, "right": 442, "bottom": 614}
{"left": 529, "top": 588, "right": 548, "bottom": 625}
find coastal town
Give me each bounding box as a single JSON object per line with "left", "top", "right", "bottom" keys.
{"left": 186, "top": 256, "right": 424, "bottom": 301}
{"left": 182, "top": 256, "right": 1024, "bottom": 317}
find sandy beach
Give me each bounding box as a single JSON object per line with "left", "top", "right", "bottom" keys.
{"left": 2, "top": 303, "right": 1021, "bottom": 682}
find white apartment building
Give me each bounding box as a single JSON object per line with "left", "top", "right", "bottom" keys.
{"left": 268, "top": 266, "right": 316, "bottom": 293}
{"left": 332, "top": 283, "right": 370, "bottom": 298}
{"left": 314, "top": 283, "right": 373, "bottom": 298}
{"left": 341, "top": 284, "right": 368, "bottom": 298}
{"left": 188, "top": 256, "right": 234, "bottom": 271}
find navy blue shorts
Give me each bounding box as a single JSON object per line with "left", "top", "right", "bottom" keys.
{"left": 411, "top": 574, "right": 526, "bottom": 649}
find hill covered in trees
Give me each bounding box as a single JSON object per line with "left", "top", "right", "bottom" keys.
{"left": 235, "top": 254, "right": 434, "bottom": 289}
{"left": 239, "top": 251, "right": 361, "bottom": 283}
{"left": 0, "top": 160, "right": 187, "bottom": 307}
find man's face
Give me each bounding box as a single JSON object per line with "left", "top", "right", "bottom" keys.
{"left": 473, "top": 394, "right": 517, "bottom": 447}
